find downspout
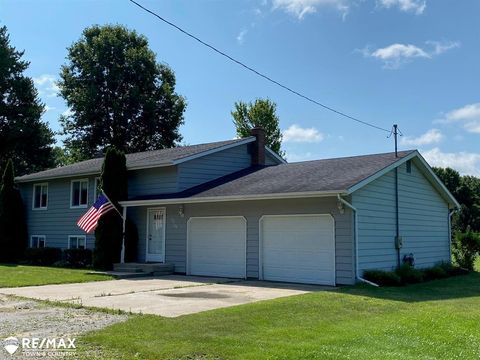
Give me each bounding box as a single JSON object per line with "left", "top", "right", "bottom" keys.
{"left": 448, "top": 208, "right": 457, "bottom": 262}
{"left": 337, "top": 194, "right": 379, "bottom": 287}
{"left": 394, "top": 167, "right": 401, "bottom": 268}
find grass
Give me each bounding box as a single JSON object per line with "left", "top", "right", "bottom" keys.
{"left": 0, "top": 264, "right": 113, "bottom": 287}
{"left": 80, "top": 272, "right": 480, "bottom": 360}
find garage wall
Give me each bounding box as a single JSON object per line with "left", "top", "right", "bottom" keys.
{"left": 352, "top": 161, "right": 450, "bottom": 273}
{"left": 128, "top": 197, "right": 354, "bottom": 285}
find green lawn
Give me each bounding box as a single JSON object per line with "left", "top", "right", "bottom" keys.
{"left": 81, "top": 272, "right": 480, "bottom": 360}
{"left": 0, "top": 264, "right": 113, "bottom": 287}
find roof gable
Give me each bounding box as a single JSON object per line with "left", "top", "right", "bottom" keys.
{"left": 16, "top": 137, "right": 257, "bottom": 182}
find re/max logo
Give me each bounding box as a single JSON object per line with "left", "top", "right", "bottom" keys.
{"left": 21, "top": 338, "right": 76, "bottom": 349}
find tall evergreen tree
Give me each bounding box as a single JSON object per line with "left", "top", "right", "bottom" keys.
{"left": 59, "top": 25, "right": 186, "bottom": 160}
{"left": 0, "top": 26, "right": 55, "bottom": 176}
{"left": 232, "top": 98, "right": 284, "bottom": 156}
{"left": 0, "top": 159, "right": 27, "bottom": 262}
{"left": 94, "top": 148, "right": 137, "bottom": 269}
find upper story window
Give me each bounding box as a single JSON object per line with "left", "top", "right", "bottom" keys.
{"left": 71, "top": 179, "right": 88, "bottom": 208}
{"left": 33, "top": 183, "right": 48, "bottom": 209}
{"left": 69, "top": 235, "right": 86, "bottom": 250}
{"left": 31, "top": 235, "right": 46, "bottom": 248}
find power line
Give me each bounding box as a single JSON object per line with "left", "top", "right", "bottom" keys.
{"left": 128, "top": 0, "right": 391, "bottom": 133}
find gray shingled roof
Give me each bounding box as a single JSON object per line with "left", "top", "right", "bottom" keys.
{"left": 128, "top": 150, "right": 415, "bottom": 201}
{"left": 16, "top": 138, "right": 252, "bottom": 182}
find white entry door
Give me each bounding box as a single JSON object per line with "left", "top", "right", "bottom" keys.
{"left": 187, "top": 216, "right": 246, "bottom": 278}
{"left": 146, "top": 208, "right": 166, "bottom": 262}
{"left": 260, "top": 214, "right": 335, "bottom": 285}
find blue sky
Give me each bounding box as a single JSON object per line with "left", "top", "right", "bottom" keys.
{"left": 1, "top": 0, "right": 479, "bottom": 175}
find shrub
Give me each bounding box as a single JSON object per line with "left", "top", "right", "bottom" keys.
{"left": 395, "top": 264, "right": 424, "bottom": 284}
{"left": 437, "top": 261, "right": 469, "bottom": 276}
{"left": 63, "top": 249, "right": 93, "bottom": 268}
{"left": 452, "top": 231, "right": 480, "bottom": 270}
{"left": 23, "top": 247, "right": 62, "bottom": 266}
{"left": 363, "top": 270, "right": 402, "bottom": 286}
{"left": 423, "top": 265, "right": 448, "bottom": 281}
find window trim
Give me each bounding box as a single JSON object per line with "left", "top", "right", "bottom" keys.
{"left": 30, "top": 235, "right": 46, "bottom": 248}
{"left": 70, "top": 179, "right": 89, "bottom": 209}
{"left": 32, "top": 183, "right": 48, "bottom": 210}
{"left": 68, "top": 235, "right": 87, "bottom": 250}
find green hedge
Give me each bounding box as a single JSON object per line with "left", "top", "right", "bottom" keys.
{"left": 23, "top": 247, "right": 62, "bottom": 266}
{"left": 363, "top": 262, "right": 468, "bottom": 287}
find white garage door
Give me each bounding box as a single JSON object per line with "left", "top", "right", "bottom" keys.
{"left": 187, "top": 216, "right": 246, "bottom": 278}
{"left": 260, "top": 215, "right": 335, "bottom": 285}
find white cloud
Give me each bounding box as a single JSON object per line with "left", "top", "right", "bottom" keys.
{"left": 360, "top": 40, "right": 459, "bottom": 69}
{"left": 283, "top": 124, "right": 324, "bottom": 143}
{"left": 272, "top": 0, "right": 350, "bottom": 20}
{"left": 422, "top": 147, "right": 480, "bottom": 176}
{"left": 377, "top": 0, "right": 426, "bottom": 15}
{"left": 400, "top": 129, "right": 443, "bottom": 147}
{"left": 44, "top": 105, "right": 56, "bottom": 112}
{"left": 436, "top": 103, "right": 480, "bottom": 134}
{"left": 33, "top": 74, "right": 60, "bottom": 98}
{"left": 236, "top": 29, "right": 248, "bottom": 44}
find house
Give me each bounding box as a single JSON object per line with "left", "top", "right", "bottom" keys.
{"left": 16, "top": 128, "right": 459, "bottom": 286}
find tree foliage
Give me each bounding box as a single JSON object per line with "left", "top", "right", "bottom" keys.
{"left": 232, "top": 99, "right": 284, "bottom": 156}
{"left": 433, "top": 167, "right": 480, "bottom": 233}
{"left": 58, "top": 25, "right": 186, "bottom": 160}
{"left": 0, "top": 26, "right": 55, "bottom": 175}
{"left": 94, "top": 148, "right": 137, "bottom": 269}
{"left": 0, "top": 159, "right": 27, "bottom": 262}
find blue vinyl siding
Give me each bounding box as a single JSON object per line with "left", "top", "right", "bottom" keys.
{"left": 177, "top": 144, "right": 252, "bottom": 191}
{"left": 129, "top": 197, "right": 354, "bottom": 285}
{"left": 20, "top": 177, "right": 97, "bottom": 250}
{"left": 352, "top": 161, "right": 450, "bottom": 273}
{"left": 128, "top": 166, "right": 178, "bottom": 197}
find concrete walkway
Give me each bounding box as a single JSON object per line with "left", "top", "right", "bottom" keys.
{"left": 0, "top": 275, "right": 326, "bottom": 317}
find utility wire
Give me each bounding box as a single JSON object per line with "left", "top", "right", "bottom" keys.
{"left": 129, "top": 0, "right": 391, "bottom": 133}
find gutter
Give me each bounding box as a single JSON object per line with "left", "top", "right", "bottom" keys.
{"left": 337, "top": 194, "right": 379, "bottom": 287}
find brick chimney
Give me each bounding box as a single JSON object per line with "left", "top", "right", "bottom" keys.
{"left": 250, "top": 127, "right": 266, "bottom": 166}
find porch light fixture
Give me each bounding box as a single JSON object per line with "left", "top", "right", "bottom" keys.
{"left": 178, "top": 204, "right": 184, "bottom": 218}
{"left": 337, "top": 200, "right": 345, "bottom": 214}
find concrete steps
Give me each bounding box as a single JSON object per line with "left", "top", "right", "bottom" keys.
{"left": 113, "top": 262, "right": 174, "bottom": 276}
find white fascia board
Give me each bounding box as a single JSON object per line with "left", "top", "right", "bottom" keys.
{"left": 346, "top": 151, "right": 418, "bottom": 194}
{"left": 346, "top": 150, "right": 460, "bottom": 209}
{"left": 171, "top": 137, "right": 256, "bottom": 165}
{"left": 265, "top": 147, "right": 287, "bottom": 164}
{"left": 120, "top": 190, "right": 346, "bottom": 207}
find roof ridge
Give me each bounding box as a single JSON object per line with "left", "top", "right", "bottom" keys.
{"left": 287, "top": 149, "right": 416, "bottom": 165}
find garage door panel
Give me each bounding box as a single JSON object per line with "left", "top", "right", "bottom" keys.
{"left": 188, "top": 217, "right": 246, "bottom": 278}
{"left": 261, "top": 215, "right": 335, "bottom": 285}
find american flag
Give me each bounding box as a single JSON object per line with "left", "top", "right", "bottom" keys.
{"left": 77, "top": 193, "right": 115, "bottom": 233}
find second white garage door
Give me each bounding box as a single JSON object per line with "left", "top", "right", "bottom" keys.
{"left": 260, "top": 214, "right": 335, "bottom": 285}
{"left": 187, "top": 216, "right": 246, "bottom": 278}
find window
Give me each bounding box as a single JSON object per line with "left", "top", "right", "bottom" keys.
{"left": 71, "top": 179, "right": 88, "bottom": 208}
{"left": 31, "top": 235, "right": 46, "bottom": 248}
{"left": 68, "top": 235, "right": 86, "bottom": 249}
{"left": 406, "top": 160, "right": 412, "bottom": 174}
{"left": 33, "top": 183, "right": 48, "bottom": 209}
{"left": 93, "top": 177, "right": 102, "bottom": 201}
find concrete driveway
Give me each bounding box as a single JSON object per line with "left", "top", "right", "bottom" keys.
{"left": 0, "top": 275, "right": 327, "bottom": 317}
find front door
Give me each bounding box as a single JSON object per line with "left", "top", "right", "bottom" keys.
{"left": 146, "top": 208, "right": 166, "bottom": 262}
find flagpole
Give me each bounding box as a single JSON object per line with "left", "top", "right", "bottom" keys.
{"left": 100, "top": 189, "right": 127, "bottom": 264}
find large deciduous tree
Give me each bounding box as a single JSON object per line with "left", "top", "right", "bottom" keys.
{"left": 59, "top": 25, "right": 186, "bottom": 160}
{"left": 231, "top": 98, "right": 284, "bottom": 156}
{"left": 94, "top": 148, "right": 138, "bottom": 269}
{"left": 433, "top": 167, "right": 480, "bottom": 233}
{"left": 0, "top": 159, "right": 27, "bottom": 262}
{"left": 0, "top": 26, "right": 55, "bottom": 175}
